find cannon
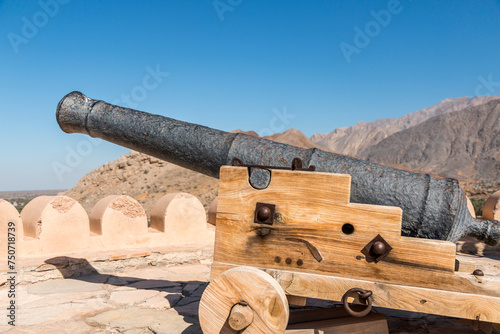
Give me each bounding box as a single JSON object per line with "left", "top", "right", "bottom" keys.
{"left": 57, "top": 91, "right": 500, "bottom": 332}
{"left": 56, "top": 91, "right": 499, "bottom": 245}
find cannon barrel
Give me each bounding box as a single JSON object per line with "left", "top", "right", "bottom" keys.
{"left": 56, "top": 91, "right": 500, "bottom": 245}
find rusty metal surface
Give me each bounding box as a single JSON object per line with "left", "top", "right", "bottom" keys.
{"left": 56, "top": 91, "right": 500, "bottom": 245}
{"left": 361, "top": 234, "right": 393, "bottom": 263}
{"left": 231, "top": 157, "right": 315, "bottom": 189}
{"left": 254, "top": 202, "right": 275, "bottom": 225}
{"left": 230, "top": 157, "right": 315, "bottom": 172}
{"left": 473, "top": 269, "right": 485, "bottom": 276}
{"left": 342, "top": 288, "right": 373, "bottom": 318}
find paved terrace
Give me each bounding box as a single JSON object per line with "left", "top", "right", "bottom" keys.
{"left": 1, "top": 246, "right": 500, "bottom": 334}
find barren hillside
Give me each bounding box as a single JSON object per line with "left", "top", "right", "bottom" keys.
{"left": 364, "top": 99, "right": 500, "bottom": 183}
{"left": 64, "top": 152, "right": 219, "bottom": 216}
{"left": 311, "top": 95, "right": 500, "bottom": 156}
{"left": 65, "top": 129, "right": 318, "bottom": 216}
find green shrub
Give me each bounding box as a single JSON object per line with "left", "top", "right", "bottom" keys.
{"left": 470, "top": 198, "right": 486, "bottom": 217}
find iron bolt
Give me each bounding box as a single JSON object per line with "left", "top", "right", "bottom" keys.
{"left": 473, "top": 269, "right": 484, "bottom": 276}
{"left": 257, "top": 206, "right": 272, "bottom": 222}
{"left": 372, "top": 241, "right": 386, "bottom": 255}
{"left": 286, "top": 258, "right": 292, "bottom": 264}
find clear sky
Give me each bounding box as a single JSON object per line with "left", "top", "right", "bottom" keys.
{"left": 1, "top": 0, "right": 500, "bottom": 191}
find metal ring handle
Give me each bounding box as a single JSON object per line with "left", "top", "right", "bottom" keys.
{"left": 342, "top": 288, "right": 373, "bottom": 318}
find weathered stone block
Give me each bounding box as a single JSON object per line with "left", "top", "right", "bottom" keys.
{"left": 89, "top": 195, "right": 149, "bottom": 251}
{"left": 483, "top": 190, "right": 500, "bottom": 221}
{"left": 0, "top": 199, "right": 22, "bottom": 268}
{"left": 150, "top": 193, "right": 212, "bottom": 246}
{"left": 20, "top": 196, "right": 89, "bottom": 256}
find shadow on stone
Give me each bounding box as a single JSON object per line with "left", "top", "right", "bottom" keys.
{"left": 457, "top": 238, "right": 500, "bottom": 260}
{"left": 44, "top": 256, "right": 100, "bottom": 277}
{"left": 45, "top": 256, "right": 207, "bottom": 334}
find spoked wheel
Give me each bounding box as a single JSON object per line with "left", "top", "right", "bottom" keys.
{"left": 199, "top": 266, "right": 289, "bottom": 334}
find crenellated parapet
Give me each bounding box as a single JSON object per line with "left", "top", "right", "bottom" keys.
{"left": 0, "top": 193, "right": 214, "bottom": 269}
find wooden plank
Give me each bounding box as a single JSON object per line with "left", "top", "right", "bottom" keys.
{"left": 217, "top": 167, "right": 403, "bottom": 236}
{"left": 213, "top": 221, "right": 461, "bottom": 292}
{"left": 214, "top": 212, "right": 455, "bottom": 271}
{"left": 285, "top": 313, "right": 388, "bottom": 334}
{"left": 274, "top": 268, "right": 500, "bottom": 323}
{"left": 211, "top": 263, "right": 500, "bottom": 323}
{"left": 211, "top": 261, "right": 500, "bottom": 298}
{"left": 210, "top": 166, "right": 500, "bottom": 325}
{"left": 455, "top": 257, "right": 477, "bottom": 273}
{"left": 287, "top": 295, "right": 307, "bottom": 306}
{"left": 219, "top": 167, "right": 352, "bottom": 205}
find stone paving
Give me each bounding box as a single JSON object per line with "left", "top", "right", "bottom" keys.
{"left": 1, "top": 250, "right": 499, "bottom": 333}
{"left": 1, "top": 263, "right": 211, "bottom": 333}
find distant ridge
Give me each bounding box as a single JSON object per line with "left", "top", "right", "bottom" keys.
{"left": 232, "top": 128, "right": 325, "bottom": 150}
{"left": 230, "top": 129, "right": 259, "bottom": 137}
{"left": 364, "top": 98, "right": 500, "bottom": 182}
{"left": 263, "top": 128, "right": 324, "bottom": 150}
{"left": 311, "top": 95, "right": 500, "bottom": 157}
{"left": 0, "top": 189, "right": 66, "bottom": 199}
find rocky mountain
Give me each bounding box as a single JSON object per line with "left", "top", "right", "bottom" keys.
{"left": 311, "top": 95, "right": 500, "bottom": 156}
{"left": 231, "top": 129, "right": 259, "bottom": 137}
{"left": 363, "top": 99, "right": 500, "bottom": 183}
{"left": 64, "top": 151, "right": 219, "bottom": 216}
{"left": 264, "top": 128, "right": 324, "bottom": 149}
{"left": 232, "top": 128, "right": 321, "bottom": 149}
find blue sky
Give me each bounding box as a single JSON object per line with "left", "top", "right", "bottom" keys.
{"left": 1, "top": 0, "right": 499, "bottom": 191}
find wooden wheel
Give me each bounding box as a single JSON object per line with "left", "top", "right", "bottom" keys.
{"left": 199, "top": 266, "right": 289, "bottom": 334}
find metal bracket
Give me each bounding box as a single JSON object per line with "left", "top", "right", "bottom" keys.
{"left": 361, "top": 234, "right": 393, "bottom": 263}
{"left": 232, "top": 157, "right": 315, "bottom": 189}
{"left": 231, "top": 157, "right": 316, "bottom": 172}
{"left": 254, "top": 202, "right": 275, "bottom": 225}
{"left": 285, "top": 238, "right": 323, "bottom": 262}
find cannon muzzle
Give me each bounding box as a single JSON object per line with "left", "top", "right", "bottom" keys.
{"left": 56, "top": 91, "right": 500, "bottom": 245}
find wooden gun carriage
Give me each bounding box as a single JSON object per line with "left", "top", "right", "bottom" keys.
{"left": 199, "top": 162, "right": 500, "bottom": 333}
